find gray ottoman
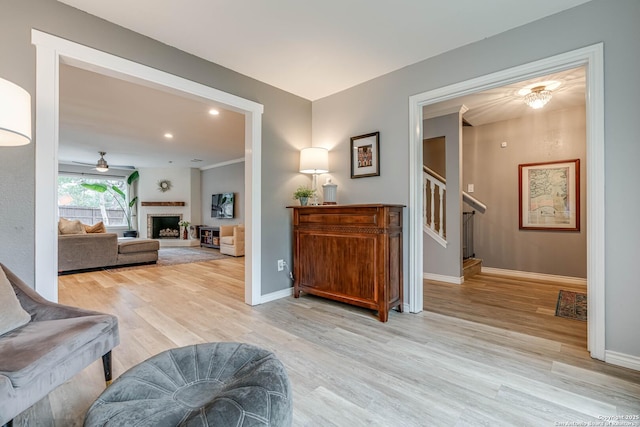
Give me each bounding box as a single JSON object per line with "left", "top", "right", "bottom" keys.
{"left": 84, "top": 342, "right": 292, "bottom": 427}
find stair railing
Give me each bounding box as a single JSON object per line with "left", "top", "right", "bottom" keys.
{"left": 423, "top": 165, "right": 487, "bottom": 250}
{"left": 423, "top": 166, "right": 447, "bottom": 247}
{"left": 463, "top": 211, "right": 475, "bottom": 259}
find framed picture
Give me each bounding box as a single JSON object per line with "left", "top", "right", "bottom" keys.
{"left": 519, "top": 159, "right": 580, "bottom": 231}
{"left": 350, "top": 131, "right": 380, "bottom": 178}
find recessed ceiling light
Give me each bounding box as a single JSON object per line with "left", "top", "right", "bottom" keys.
{"left": 191, "top": 159, "right": 203, "bottom": 163}
{"left": 164, "top": 133, "right": 173, "bottom": 139}
{"left": 208, "top": 109, "right": 220, "bottom": 116}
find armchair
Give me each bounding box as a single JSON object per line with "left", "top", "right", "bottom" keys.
{"left": 0, "top": 263, "right": 119, "bottom": 426}
{"left": 219, "top": 224, "right": 245, "bottom": 257}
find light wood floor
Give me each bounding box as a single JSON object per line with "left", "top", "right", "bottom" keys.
{"left": 14, "top": 260, "right": 640, "bottom": 426}
{"left": 424, "top": 273, "right": 588, "bottom": 349}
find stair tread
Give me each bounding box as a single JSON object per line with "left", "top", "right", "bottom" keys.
{"left": 463, "top": 258, "right": 482, "bottom": 279}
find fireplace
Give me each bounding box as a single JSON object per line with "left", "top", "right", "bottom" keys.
{"left": 148, "top": 214, "right": 182, "bottom": 239}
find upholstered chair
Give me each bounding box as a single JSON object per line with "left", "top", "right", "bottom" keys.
{"left": 219, "top": 224, "right": 245, "bottom": 257}
{"left": 0, "top": 263, "right": 119, "bottom": 426}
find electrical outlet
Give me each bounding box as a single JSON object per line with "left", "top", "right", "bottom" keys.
{"left": 277, "top": 259, "right": 285, "bottom": 271}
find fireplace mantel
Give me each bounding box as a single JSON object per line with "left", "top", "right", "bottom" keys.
{"left": 141, "top": 202, "right": 186, "bottom": 206}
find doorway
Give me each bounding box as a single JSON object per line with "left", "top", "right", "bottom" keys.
{"left": 32, "top": 30, "right": 264, "bottom": 306}
{"left": 408, "top": 44, "right": 605, "bottom": 360}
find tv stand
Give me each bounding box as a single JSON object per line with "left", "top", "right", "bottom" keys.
{"left": 199, "top": 226, "right": 220, "bottom": 249}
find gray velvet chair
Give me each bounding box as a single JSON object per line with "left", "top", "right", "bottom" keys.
{"left": 0, "top": 263, "right": 119, "bottom": 427}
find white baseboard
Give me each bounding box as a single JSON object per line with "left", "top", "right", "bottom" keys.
{"left": 605, "top": 350, "right": 640, "bottom": 372}
{"left": 481, "top": 267, "right": 587, "bottom": 287}
{"left": 423, "top": 273, "right": 463, "bottom": 285}
{"left": 260, "top": 286, "right": 293, "bottom": 304}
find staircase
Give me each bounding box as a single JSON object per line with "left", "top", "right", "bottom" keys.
{"left": 423, "top": 166, "right": 486, "bottom": 280}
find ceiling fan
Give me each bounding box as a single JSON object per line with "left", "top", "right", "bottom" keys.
{"left": 73, "top": 151, "right": 135, "bottom": 172}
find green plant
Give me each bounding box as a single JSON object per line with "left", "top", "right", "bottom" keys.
{"left": 179, "top": 220, "right": 191, "bottom": 228}
{"left": 293, "top": 185, "right": 315, "bottom": 200}
{"left": 81, "top": 171, "right": 140, "bottom": 230}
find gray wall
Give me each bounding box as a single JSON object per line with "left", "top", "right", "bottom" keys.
{"left": 423, "top": 137, "right": 445, "bottom": 178}
{"left": 201, "top": 163, "right": 245, "bottom": 227}
{"left": 464, "top": 106, "right": 587, "bottom": 277}
{"left": 313, "top": 0, "right": 640, "bottom": 357}
{"left": 0, "top": 0, "right": 311, "bottom": 297}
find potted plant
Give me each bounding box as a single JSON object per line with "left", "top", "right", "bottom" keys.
{"left": 81, "top": 171, "right": 140, "bottom": 237}
{"left": 293, "top": 185, "right": 315, "bottom": 206}
{"left": 179, "top": 220, "right": 191, "bottom": 240}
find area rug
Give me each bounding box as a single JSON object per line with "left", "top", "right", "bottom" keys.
{"left": 555, "top": 290, "right": 587, "bottom": 321}
{"left": 108, "top": 246, "right": 227, "bottom": 272}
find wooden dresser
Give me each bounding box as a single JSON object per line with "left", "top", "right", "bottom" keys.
{"left": 288, "top": 204, "right": 404, "bottom": 322}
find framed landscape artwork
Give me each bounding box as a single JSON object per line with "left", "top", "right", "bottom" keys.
{"left": 518, "top": 159, "right": 580, "bottom": 231}
{"left": 350, "top": 131, "right": 380, "bottom": 178}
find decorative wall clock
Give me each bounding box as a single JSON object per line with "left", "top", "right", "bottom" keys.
{"left": 157, "top": 179, "right": 172, "bottom": 192}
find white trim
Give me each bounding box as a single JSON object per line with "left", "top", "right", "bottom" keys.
{"left": 259, "top": 286, "right": 294, "bottom": 304}
{"left": 409, "top": 43, "right": 605, "bottom": 360}
{"left": 423, "top": 273, "right": 463, "bottom": 285}
{"left": 32, "top": 29, "right": 264, "bottom": 305}
{"left": 423, "top": 226, "right": 447, "bottom": 248}
{"left": 200, "top": 157, "right": 245, "bottom": 171}
{"left": 481, "top": 267, "right": 587, "bottom": 287}
{"left": 605, "top": 351, "right": 640, "bottom": 372}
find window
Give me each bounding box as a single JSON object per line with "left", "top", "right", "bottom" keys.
{"left": 58, "top": 175, "right": 128, "bottom": 226}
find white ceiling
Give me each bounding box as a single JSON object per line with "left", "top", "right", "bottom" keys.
{"left": 428, "top": 67, "right": 586, "bottom": 126}
{"left": 56, "top": 1, "right": 589, "bottom": 170}
{"left": 57, "top": 0, "right": 592, "bottom": 101}
{"left": 58, "top": 64, "right": 245, "bottom": 170}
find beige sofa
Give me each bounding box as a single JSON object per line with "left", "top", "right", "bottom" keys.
{"left": 58, "top": 233, "right": 159, "bottom": 273}
{"left": 219, "top": 224, "right": 245, "bottom": 257}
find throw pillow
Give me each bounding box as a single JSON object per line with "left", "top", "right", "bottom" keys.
{"left": 0, "top": 267, "right": 31, "bottom": 336}
{"left": 59, "top": 217, "right": 87, "bottom": 235}
{"left": 84, "top": 221, "right": 106, "bottom": 233}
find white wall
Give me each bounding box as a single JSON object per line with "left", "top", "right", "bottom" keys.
{"left": 136, "top": 167, "right": 201, "bottom": 238}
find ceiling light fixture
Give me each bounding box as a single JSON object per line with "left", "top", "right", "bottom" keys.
{"left": 523, "top": 85, "right": 552, "bottom": 109}
{"left": 208, "top": 109, "right": 219, "bottom": 116}
{"left": 164, "top": 133, "right": 173, "bottom": 139}
{"left": 95, "top": 151, "right": 109, "bottom": 172}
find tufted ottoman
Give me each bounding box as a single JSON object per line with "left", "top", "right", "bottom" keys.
{"left": 84, "top": 342, "right": 292, "bottom": 427}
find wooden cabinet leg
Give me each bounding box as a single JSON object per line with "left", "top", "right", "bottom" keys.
{"left": 102, "top": 351, "right": 113, "bottom": 386}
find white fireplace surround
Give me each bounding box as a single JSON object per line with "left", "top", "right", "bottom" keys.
{"left": 147, "top": 213, "right": 183, "bottom": 239}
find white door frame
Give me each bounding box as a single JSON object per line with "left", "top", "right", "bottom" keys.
{"left": 408, "top": 44, "right": 605, "bottom": 360}
{"left": 32, "top": 30, "right": 264, "bottom": 306}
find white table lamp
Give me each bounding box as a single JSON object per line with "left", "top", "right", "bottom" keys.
{"left": 0, "top": 77, "right": 32, "bottom": 146}
{"left": 299, "top": 147, "right": 329, "bottom": 205}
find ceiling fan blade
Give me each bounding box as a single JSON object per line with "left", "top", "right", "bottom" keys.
{"left": 70, "top": 160, "right": 136, "bottom": 170}
{"left": 71, "top": 160, "right": 95, "bottom": 167}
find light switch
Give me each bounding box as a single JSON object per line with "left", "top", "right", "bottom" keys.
{"left": 467, "top": 184, "right": 474, "bottom": 193}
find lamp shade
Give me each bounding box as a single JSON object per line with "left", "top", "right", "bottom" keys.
{"left": 0, "top": 78, "right": 32, "bottom": 146}
{"left": 299, "top": 147, "right": 329, "bottom": 174}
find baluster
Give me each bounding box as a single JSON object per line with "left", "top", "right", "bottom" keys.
{"left": 438, "top": 186, "right": 445, "bottom": 238}
{"left": 423, "top": 176, "right": 428, "bottom": 228}
{"left": 430, "top": 181, "right": 436, "bottom": 231}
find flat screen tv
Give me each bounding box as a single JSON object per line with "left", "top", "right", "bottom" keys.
{"left": 212, "top": 192, "right": 234, "bottom": 218}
